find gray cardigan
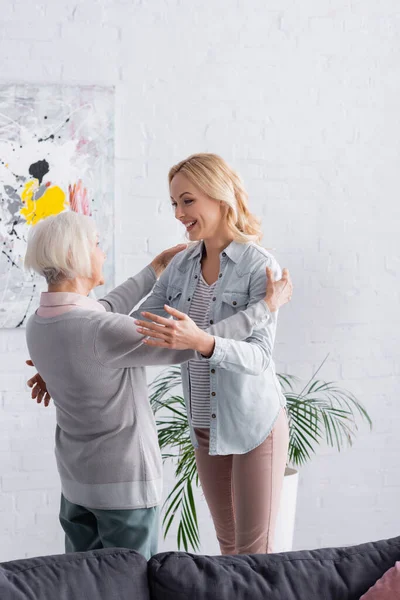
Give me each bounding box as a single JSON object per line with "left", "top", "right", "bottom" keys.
{"left": 26, "top": 266, "right": 193, "bottom": 510}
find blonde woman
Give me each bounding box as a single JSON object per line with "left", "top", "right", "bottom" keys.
{"left": 27, "top": 155, "right": 293, "bottom": 555}
{"left": 133, "top": 154, "right": 292, "bottom": 555}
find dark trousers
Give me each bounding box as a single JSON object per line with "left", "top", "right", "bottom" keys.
{"left": 59, "top": 494, "right": 160, "bottom": 560}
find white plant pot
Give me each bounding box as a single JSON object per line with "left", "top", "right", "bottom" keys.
{"left": 273, "top": 467, "right": 299, "bottom": 553}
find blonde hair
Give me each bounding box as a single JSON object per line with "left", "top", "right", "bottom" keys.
{"left": 24, "top": 211, "right": 97, "bottom": 284}
{"left": 168, "top": 153, "right": 263, "bottom": 244}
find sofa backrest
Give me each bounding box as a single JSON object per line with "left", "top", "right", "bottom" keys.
{"left": 148, "top": 536, "right": 400, "bottom": 600}
{"left": 0, "top": 548, "right": 150, "bottom": 600}
{"left": 2, "top": 536, "right": 400, "bottom": 600}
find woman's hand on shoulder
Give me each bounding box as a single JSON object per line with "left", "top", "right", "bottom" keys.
{"left": 264, "top": 267, "right": 293, "bottom": 312}
{"left": 150, "top": 244, "right": 188, "bottom": 277}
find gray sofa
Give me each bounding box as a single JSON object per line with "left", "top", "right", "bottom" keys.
{"left": 1, "top": 535, "right": 399, "bottom": 599}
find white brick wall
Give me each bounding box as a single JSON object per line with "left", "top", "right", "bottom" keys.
{"left": 0, "top": 0, "right": 399, "bottom": 561}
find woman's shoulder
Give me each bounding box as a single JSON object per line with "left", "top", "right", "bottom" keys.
{"left": 165, "top": 241, "right": 200, "bottom": 272}
{"left": 242, "top": 243, "right": 281, "bottom": 271}
{"left": 94, "top": 310, "right": 139, "bottom": 342}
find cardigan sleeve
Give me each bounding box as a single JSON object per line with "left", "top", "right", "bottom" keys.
{"left": 94, "top": 313, "right": 194, "bottom": 368}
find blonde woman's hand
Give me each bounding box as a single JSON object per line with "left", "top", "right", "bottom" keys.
{"left": 134, "top": 306, "right": 215, "bottom": 357}
{"left": 150, "top": 244, "right": 188, "bottom": 277}
{"left": 265, "top": 267, "right": 293, "bottom": 312}
{"left": 26, "top": 360, "right": 52, "bottom": 407}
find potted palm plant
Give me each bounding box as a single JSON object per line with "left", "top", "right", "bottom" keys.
{"left": 149, "top": 357, "right": 372, "bottom": 553}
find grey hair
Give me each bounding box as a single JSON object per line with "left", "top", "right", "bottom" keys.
{"left": 24, "top": 211, "right": 97, "bottom": 284}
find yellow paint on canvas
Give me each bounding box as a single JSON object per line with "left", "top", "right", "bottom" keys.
{"left": 20, "top": 179, "right": 68, "bottom": 225}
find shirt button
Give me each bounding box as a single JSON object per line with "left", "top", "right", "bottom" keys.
{"left": 212, "top": 297, "right": 216, "bottom": 301}
{"left": 195, "top": 275, "right": 198, "bottom": 279}
{"left": 211, "top": 368, "right": 215, "bottom": 374}
{"left": 168, "top": 296, "right": 172, "bottom": 300}
{"left": 232, "top": 301, "right": 237, "bottom": 306}
{"left": 188, "top": 298, "right": 191, "bottom": 301}
{"left": 209, "top": 319, "right": 214, "bottom": 324}
{"left": 211, "top": 414, "right": 216, "bottom": 419}
{"left": 211, "top": 392, "right": 216, "bottom": 397}
{"left": 218, "top": 273, "right": 222, "bottom": 278}
{"left": 222, "top": 252, "right": 226, "bottom": 257}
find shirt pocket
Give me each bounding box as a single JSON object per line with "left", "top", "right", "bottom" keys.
{"left": 166, "top": 286, "right": 183, "bottom": 309}
{"left": 221, "top": 291, "right": 250, "bottom": 316}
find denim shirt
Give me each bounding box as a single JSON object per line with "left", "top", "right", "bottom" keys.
{"left": 133, "top": 241, "right": 286, "bottom": 456}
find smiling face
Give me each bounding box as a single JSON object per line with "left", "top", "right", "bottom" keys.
{"left": 170, "top": 172, "right": 228, "bottom": 242}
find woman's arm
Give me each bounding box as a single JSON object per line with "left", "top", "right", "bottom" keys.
{"left": 135, "top": 261, "right": 291, "bottom": 344}
{"left": 94, "top": 313, "right": 195, "bottom": 369}
{"left": 134, "top": 263, "right": 292, "bottom": 375}
{"left": 205, "top": 258, "right": 289, "bottom": 341}
{"left": 128, "top": 268, "right": 171, "bottom": 320}
{"left": 24, "top": 308, "right": 194, "bottom": 406}
{"left": 99, "top": 265, "right": 157, "bottom": 315}
{"left": 199, "top": 260, "right": 292, "bottom": 374}
{"left": 201, "top": 330, "right": 272, "bottom": 376}
{"left": 99, "top": 244, "right": 186, "bottom": 315}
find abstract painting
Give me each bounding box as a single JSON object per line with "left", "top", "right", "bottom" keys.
{"left": 0, "top": 84, "right": 114, "bottom": 327}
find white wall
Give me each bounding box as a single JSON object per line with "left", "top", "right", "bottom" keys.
{"left": 0, "top": 0, "right": 399, "bottom": 561}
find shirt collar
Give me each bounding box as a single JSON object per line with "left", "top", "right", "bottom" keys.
{"left": 40, "top": 292, "right": 106, "bottom": 313}
{"left": 187, "top": 240, "right": 250, "bottom": 264}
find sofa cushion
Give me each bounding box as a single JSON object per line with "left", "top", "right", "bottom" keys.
{"left": 0, "top": 548, "right": 150, "bottom": 600}
{"left": 148, "top": 536, "right": 400, "bottom": 600}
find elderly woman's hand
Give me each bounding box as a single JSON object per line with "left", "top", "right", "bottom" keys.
{"left": 265, "top": 267, "right": 293, "bottom": 312}
{"left": 26, "top": 360, "right": 52, "bottom": 407}
{"left": 134, "top": 307, "right": 215, "bottom": 357}
{"left": 150, "top": 244, "right": 188, "bottom": 277}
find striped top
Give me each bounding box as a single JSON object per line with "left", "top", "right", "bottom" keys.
{"left": 188, "top": 274, "right": 217, "bottom": 428}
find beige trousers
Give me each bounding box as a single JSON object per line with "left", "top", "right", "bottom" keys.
{"left": 194, "top": 408, "right": 289, "bottom": 555}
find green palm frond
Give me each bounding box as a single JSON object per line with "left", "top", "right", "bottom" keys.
{"left": 148, "top": 361, "right": 372, "bottom": 552}
{"left": 276, "top": 373, "right": 299, "bottom": 390}
{"left": 149, "top": 366, "right": 182, "bottom": 413}
{"left": 280, "top": 377, "right": 372, "bottom": 466}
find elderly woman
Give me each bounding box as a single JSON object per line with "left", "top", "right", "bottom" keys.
{"left": 26, "top": 211, "right": 292, "bottom": 558}
{"left": 24, "top": 211, "right": 196, "bottom": 559}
